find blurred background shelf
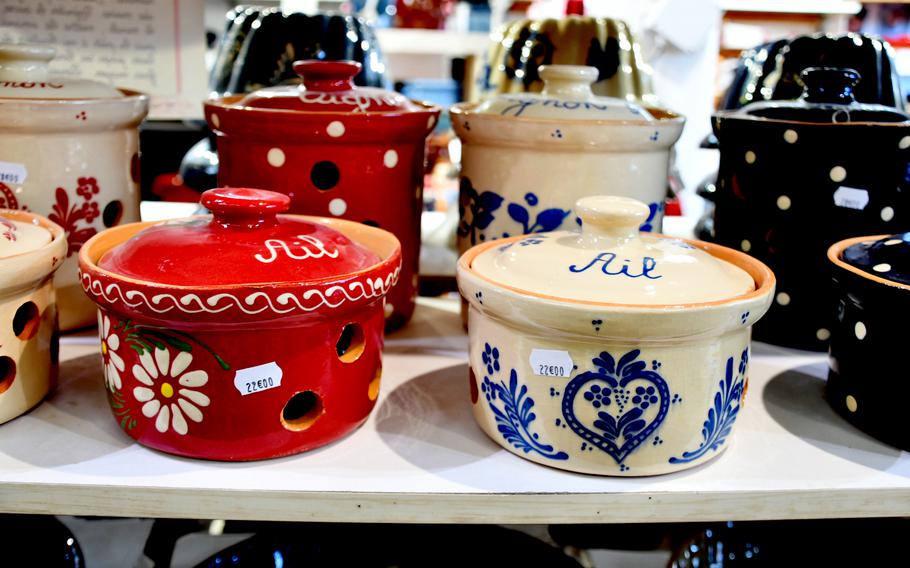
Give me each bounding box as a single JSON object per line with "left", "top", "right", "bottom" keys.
{"left": 0, "top": 296, "right": 907, "bottom": 524}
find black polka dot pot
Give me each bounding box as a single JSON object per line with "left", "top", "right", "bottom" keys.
{"left": 827, "top": 233, "right": 910, "bottom": 450}
{"left": 712, "top": 67, "right": 910, "bottom": 350}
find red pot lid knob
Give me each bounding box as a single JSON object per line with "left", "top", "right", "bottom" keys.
{"left": 293, "top": 60, "right": 361, "bottom": 93}
{"left": 202, "top": 187, "right": 290, "bottom": 229}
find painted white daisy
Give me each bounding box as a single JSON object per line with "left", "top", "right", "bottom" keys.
{"left": 98, "top": 312, "right": 125, "bottom": 391}
{"left": 131, "top": 347, "right": 210, "bottom": 435}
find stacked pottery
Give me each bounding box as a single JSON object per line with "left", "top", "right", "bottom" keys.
{"left": 0, "top": 44, "right": 149, "bottom": 331}
{"left": 0, "top": 209, "right": 66, "bottom": 424}
{"left": 451, "top": 64, "right": 684, "bottom": 257}
{"left": 204, "top": 61, "right": 439, "bottom": 330}
{"left": 712, "top": 67, "right": 910, "bottom": 350}
{"left": 456, "top": 196, "right": 774, "bottom": 475}
{"left": 826, "top": 233, "right": 910, "bottom": 450}
{"left": 79, "top": 188, "right": 401, "bottom": 460}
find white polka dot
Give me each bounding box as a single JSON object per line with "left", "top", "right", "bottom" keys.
{"left": 383, "top": 149, "right": 398, "bottom": 168}
{"left": 741, "top": 239, "right": 751, "bottom": 252}
{"left": 427, "top": 115, "right": 436, "bottom": 130}
{"left": 816, "top": 328, "right": 830, "bottom": 341}
{"left": 776, "top": 292, "right": 791, "bottom": 306}
{"left": 845, "top": 395, "right": 858, "bottom": 413}
{"left": 830, "top": 166, "right": 846, "bottom": 182}
{"left": 784, "top": 129, "right": 798, "bottom": 144}
{"left": 854, "top": 321, "right": 866, "bottom": 340}
{"left": 900, "top": 136, "right": 910, "bottom": 150}
{"left": 210, "top": 113, "right": 220, "bottom": 128}
{"left": 777, "top": 195, "right": 791, "bottom": 210}
{"left": 267, "top": 148, "right": 285, "bottom": 168}
{"left": 873, "top": 263, "right": 891, "bottom": 273}
{"left": 745, "top": 151, "right": 756, "bottom": 164}
{"left": 327, "top": 121, "right": 345, "bottom": 137}
{"left": 328, "top": 198, "right": 347, "bottom": 216}
{"left": 384, "top": 302, "right": 394, "bottom": 318}
{"left": 885, "top": 238, "right": 902, "bottom": 246}
{"left": 881, "top": 206, "right": 894, "bottom": 222}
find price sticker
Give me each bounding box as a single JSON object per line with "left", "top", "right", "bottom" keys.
{"left": 529, "top": 349, "right": 574, "bottom": 378}
{"left": 833, "top": 186, "right": 870, "bottom": 211}
{"left": 0, "top": 161, "right": 27, "bottom": 185}
{"left": 234, "top": 362, "right": 283, "bottom": 396}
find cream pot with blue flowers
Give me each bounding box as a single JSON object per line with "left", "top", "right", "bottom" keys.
{"left": 456, "top": 196, "right": 775, "bottom": 476}
{"left": 450, "top": 64, "right": 684, "bottom": 259}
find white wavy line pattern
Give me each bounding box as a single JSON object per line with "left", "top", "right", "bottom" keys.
{"left": 80, "top": 267, "right": 400, "bottom": 315}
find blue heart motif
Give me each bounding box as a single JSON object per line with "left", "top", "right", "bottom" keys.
{"left": 562, "top": 350, "right": 670, "bottom": 465}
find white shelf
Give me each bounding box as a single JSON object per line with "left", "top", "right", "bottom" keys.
{"left": 0, "top": 297, "right": 908, "bottom": 523}
{"left": 719, "top": 0, "right": 861, "bottom": 14}
{"left": 376, "top": 28, "right": 489, "bottom": 57}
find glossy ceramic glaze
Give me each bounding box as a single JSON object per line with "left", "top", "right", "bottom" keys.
{"left": 205, "top": 61, "right": 438, "bottom": 330}
{"left": 456, "top": 197, "right": 775, "bottom": 476}
{"left": 452, "top": 65, "right": 684, "bottom": 261}
{"left": 474, "top": 16, "right": 657, "bottom": 104}
{"left": 711, "top": 67, "right": 910, "bottom": 351}
{"left": 0, "top": 210, "right": 66, "bottom": 424}
{"left": 79, "top": 188, "right": 401, "bottom": 461}
{"left": 826, "top": 234, "right": 910, "bottom": 450}
{"left": 0, "top": 44, "right": 149, "bottom": 331}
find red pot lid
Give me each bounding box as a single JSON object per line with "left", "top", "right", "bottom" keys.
{"left": 235, "top": 60, "right": 421, "bottom": 113}
{"left": 98, "top": 187, "right": 380, "bottom": 286}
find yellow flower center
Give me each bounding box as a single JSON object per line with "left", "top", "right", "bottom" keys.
{"left": 160, "top": 383, "right": 174, "bottom": 398}
{"left": 101, "top": 340, "right": 108, "bottom": 356}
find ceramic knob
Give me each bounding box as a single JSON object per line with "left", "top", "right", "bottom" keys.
{"left": 539, "top": 65, "right": 599, "bottom": 100}
{"left": 0, "top": 44, "right": 54, "bottom": 81}
{"left": 576, "top": 195, "right": 650, "bottom": 243}
{"left": 799, "top": 67, "right": 860, "bottom": 105}
{"left": 202, "top": 187, "right": 291, "bottom": 229}
{"left": 294, "top": 60, "right": 362, "bottom": 92}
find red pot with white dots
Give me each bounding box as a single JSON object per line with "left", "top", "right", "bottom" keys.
{"left": 79, "top": 187, "right": 401, "bottom": 461}
{"left": 0, "top": 44, "right": 149, "bottom": 331}
{"left": 204, "top": 60, "right": 439, "bottom": 330}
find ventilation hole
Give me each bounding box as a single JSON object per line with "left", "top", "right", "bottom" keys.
{"left": 0, "top": 356, "right": 16, "bottom": 395}
{"left": 362, "top": 220, "right": 380, "bottom": 228}
{"left": 336, "top": 323, "right": 365, "bottom": 363}
{"left": 368, "top": 365, "right": 382, "bottom": 401}
{"left": 310, "top": 161, "right": 340, "bottom": 190}
{"left": 102, "top": 200, "right": 124, "bottom": 228}
{"left": 12, "top": 302, "right": 40, "bottom": 340}
{"left": 281, "top": 390, "right": 324, "bottom": 431}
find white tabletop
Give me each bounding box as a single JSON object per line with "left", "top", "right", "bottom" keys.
{"left": 0, "top": 296, "right": 907, "bottom": 523}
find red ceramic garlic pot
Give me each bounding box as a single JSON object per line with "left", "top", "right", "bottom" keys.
{"left": 204, "top": 60, "right": 439, "bottom": 330}
{"left": 79, "top": 188, "right": 401, "bottom": 461}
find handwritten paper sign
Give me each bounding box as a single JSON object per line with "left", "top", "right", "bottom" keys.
{"left": 0, "top": 0, "right": 206, "bottom": 119}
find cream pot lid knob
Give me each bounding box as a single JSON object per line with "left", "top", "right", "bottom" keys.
{"left": 468, "top": 195, "right": 756, "bottom": 306}
{"left": 576, "top": 195, "right": 650, "bottom": 246}
{"left": 0, "top": 43, "right": 123, "bottom": 99}
{"left": 539, "top": 65, "right": 599, "bottom": 100}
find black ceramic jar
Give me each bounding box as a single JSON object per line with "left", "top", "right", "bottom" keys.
{"left": 711, "top": 67, "right": 910, "bottom": 350}
{"left": 827, "top": 233, "right": 910, "bottom": 450}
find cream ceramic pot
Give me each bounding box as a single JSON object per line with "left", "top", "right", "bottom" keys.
{"left": 451, "top": 65, "right": 684, "bottom": 259}
{"left": 0, "top": 209, "right": 66, "bottom": 424}
{"left": 0, "top": 44, "right": 149, "bottom": 330}
{"left": 456, "top": 196, "right": 775, "bottom": 476}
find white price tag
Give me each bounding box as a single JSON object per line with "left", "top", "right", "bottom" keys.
{"left": 234, "top": 362, "right": 283, "bottom": 396}
{"left": 529, "top": 349, "right": 574, "bottom": 378}
{"left": 0, "top": 161, "right": 27, "bottom": 185}
{"left": 833, "top": 186, "right": 870, "bottom": 211}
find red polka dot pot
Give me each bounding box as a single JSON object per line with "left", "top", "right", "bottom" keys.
{"left": 0, "top": 209, "right": 66, "bottom": 424}
{"left": 204, "top": 60, "right": 440, "bottom": 330}
{"left": 79, "top": 188, "right": 401, "bottom": 461}
{"left": 0, "top": 44, "right": 149, "bottom": 331}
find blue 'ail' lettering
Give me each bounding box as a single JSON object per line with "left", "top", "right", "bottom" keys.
{"left": 569, "top": 252, "right": 661, "bottom": 280}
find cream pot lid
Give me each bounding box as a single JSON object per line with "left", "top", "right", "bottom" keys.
{"left": 470, "top": 196, "right": 755, "bottom": 306}
{"left": 0, "top": 44, "right": 123, "bottom": 99}
{"left": 469, "top": 65, "right": 656, "bottom": 122}
{"left": 0, "top": 213, "right": 52, "bottom": 258}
